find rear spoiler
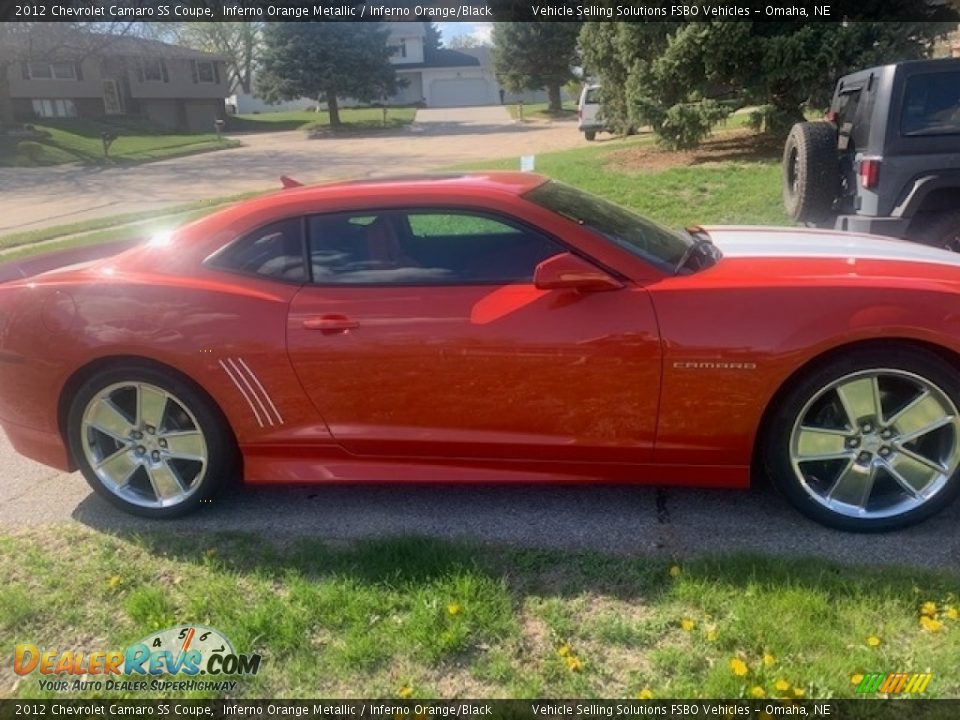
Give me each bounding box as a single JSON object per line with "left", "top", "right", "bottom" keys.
{"left": 0, "top": 239, "right": 139, "bottom": 284}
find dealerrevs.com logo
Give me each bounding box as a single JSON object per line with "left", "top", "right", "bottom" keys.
{"left": 14, "top": 625, "right": 262, "bottom": 693}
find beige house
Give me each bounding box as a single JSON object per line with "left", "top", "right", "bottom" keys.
{"left": 7, "top": 33, "right": 229, "bottom": 132}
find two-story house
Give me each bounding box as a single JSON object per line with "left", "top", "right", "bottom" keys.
{"left": 230, "top": 22, "right": 501, "bottom": 114}
{"left": 7, "top": 32, "right": 230, "bottom": 132}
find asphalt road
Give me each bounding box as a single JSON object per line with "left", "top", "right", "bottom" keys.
{"left": 0, "top": 106, "right": 585, "bottom": 236}
{"left": 2, "top": 430, "right": 959, "bottom": 568}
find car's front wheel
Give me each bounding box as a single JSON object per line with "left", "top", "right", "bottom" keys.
{"left": 68, "top": 364, "right": 236, "bottom": 518}
{"left": 765, "top": 347, "right": 960, "bottom": 531}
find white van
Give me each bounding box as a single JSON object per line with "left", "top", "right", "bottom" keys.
{"left": 577, "top": 84, "right": 603, "bottom": 141}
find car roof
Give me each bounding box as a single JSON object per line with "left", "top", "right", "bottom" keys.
{"left": 839, "top": 57, "right": 960, "bottom": 85}
{"left": 278, "top": 171, "right": 548, "bottom": 200}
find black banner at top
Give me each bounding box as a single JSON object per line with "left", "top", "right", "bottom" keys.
{"left": 1, "top": 0, "right": 958, "bottom": 23}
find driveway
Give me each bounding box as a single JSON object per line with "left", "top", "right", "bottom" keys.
{"left": 2, "top": 430, "right": 958, "bottom": 567}
{"left": 0, "top": 109, "right": 577, "bottom": 236}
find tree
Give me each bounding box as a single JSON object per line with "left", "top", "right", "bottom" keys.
{"left": 492, "top": 22, "right": 581, "bottom": 112}
{"left": 447, "top": 34, "right": 486, "bottom": 49}
{"left": 256, "top": 23, "right": 398, "bottom": 128}
{"left": 581, "top": 14, "right": 957, "bottom": 150}
{"left": 422, "top": 21, "right": 443, "bottom": 58}
{"left": 151, "top": 22, "right": 260, "bottom": 94}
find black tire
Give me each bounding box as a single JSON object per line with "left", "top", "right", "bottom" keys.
{"left": 68, "top": 364, "right": 237, "bottom": 518}
{"left": 911, "top": 210, "right": 960, "bottom": 252}
{"left": 584, "top": 130, "right": 597, "bottom": 141}
{"left": 764, "top": 346, "right": 960, "bottom": 532}
{"left": 782, "top": 122, "right": 840, "bottom": 225}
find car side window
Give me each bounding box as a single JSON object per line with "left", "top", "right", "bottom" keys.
{"left": 901, "top": 71, "right": 960, "bottom": 137}
{"left": 207, "top": 218, "right": 306, "bottom": 282}
{"left": 308, "top": 210, "right": 564, "bottom": 285}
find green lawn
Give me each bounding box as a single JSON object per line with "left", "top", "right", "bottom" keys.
{"left": 0, "top": 118, "right": 240, "bottom": 168}
{"left": 1, "top": 528, "right": 957, "bottom": 699}
{"left": 226, "top": 107, "right": 417, "bottom": 134}
{"left": 455, "top": 131, "right": 788, "bottom": 228}
{"left": 508, "top": 101, "right": 578, "bottom": 122}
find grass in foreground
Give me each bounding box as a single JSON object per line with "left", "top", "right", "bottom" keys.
{"left": 226, "top": 107, "right": 417, "bottom": 134}
{"left": 0, "top": 527, "right": 957, "bottom": 699}
{"left": 0, "top": 118, "right": 240, "bottom": 167}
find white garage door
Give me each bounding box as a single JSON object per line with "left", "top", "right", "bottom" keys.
{"left": 430, "top": 78, "right": 493, "bottom": 107}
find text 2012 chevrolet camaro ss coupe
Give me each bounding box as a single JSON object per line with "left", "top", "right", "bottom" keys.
{"left": 4, "top": 173, "right": 960, "bottom": 531}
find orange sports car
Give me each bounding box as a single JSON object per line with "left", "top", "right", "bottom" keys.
{"left": 3, "top": 173, "right": 960, "bottom": 531}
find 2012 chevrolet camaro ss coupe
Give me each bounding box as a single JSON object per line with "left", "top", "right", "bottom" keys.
{"left": 3, "top": 173, "right": 960, "bottom": 531}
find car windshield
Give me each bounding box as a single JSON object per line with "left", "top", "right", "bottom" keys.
{"left": 524, "top": 180, "right": 694, "bottom": 273}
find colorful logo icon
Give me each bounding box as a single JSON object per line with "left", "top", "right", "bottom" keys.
{"left": 855, "top": 672, "right": 933, "bottom": 695}
{"left": 14, "top": 625, "right": 262, "bottom": 678}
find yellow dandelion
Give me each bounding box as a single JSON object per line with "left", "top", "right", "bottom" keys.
{"left": 792, "top": 688, "right": 806, "bottom": 698}
{"left": 749, "top": 686, "right": 765, "bottom": 698}
{"left": 107, "top": 575, "right": 121, "bottom": 589}
{"left": 706, "top": 625, "right": 718, "bottom": 642}
{"left": 729, "top": 658, "right": 749, "bottom": 676}
{"left": 447, "top": 603, "right": 462, "bottom": 616}
{"left": 681, "top": 618, "right": 696, "bottom": 632}
{"left": 398, "top": 686, "right": 413, "bottom": 699}
{"left": 945, "top": 606, "right": 958, "bottom": 620}
{"left": 565, "top": 655, "right": 583, "bottom": 672}
{"left": 920, "top": 616, "right": 943, "bottom": 632}
{"left": 557, "top": 644, "right": 571, "bottom": 657}
{"left": 851, "top": 674, "right": 865, "bottom": 686}
{"left": 921, "top": 602, "right": 937, "bottom": 617}
{"left": 775, "top": 679, "right": 790, "bottom": 693}
{"left": 866, "top": 635, "right": 881, "bottom": 647}
{"left": 669, "top": 565, "right": 681, "bottom": 577}
{"left": 636, "top": 688, "right": 654, "bottom": 700}
{"left": 762, "top": 653, "right": 776, "bottom": 667}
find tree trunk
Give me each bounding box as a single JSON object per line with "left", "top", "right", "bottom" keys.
{"left": 547, "top": 83, "right": 562, "bottom": 113}
{"left": 326, "top": 90, "right": 340, "bottom": 128}
{"left": 0, "top": 63, "right": 15, "bottom": 126}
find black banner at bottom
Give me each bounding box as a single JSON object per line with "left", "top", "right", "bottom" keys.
{"left": 1, "top": 700, "right": 960, "bottom": 720}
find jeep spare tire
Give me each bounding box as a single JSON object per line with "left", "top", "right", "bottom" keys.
{"left": 782, "top": 122, "right": 839, "bottom": 225}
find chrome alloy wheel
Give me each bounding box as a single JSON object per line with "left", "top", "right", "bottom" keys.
{"left": 80, "top": 382, "right": 208, "bottom": 509}
{"left": 789, "top": 369, "right": 960, "bottom": 520}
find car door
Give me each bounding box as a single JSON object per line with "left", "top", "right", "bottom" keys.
{"left": 286, "top": 206, "right": 662, "bottom": 464}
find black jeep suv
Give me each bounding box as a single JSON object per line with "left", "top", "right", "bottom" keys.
{"left": 783, "top": 58, "right": 960, "bottom": 248}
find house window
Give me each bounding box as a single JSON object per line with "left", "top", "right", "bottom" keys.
{"left": 196, "top": 61, "right": 216, "bottom": 83}
{"left": 28, "top": 62, "right": 76, "bottom": 80}
{"left": 31, "top": 99, "right": 77, "bottom": 118}
{"left": 142, "top": 59, "right": 166, "bottom": 82}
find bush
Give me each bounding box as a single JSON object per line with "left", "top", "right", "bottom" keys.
{"left": 17, "top": 140, "right": 47, "bottom": 162}
{"left": 637, "top": 98, "right": 730, "bottom": 151}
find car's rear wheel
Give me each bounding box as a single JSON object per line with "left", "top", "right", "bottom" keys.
{"left": 765, "top": 347, "right": 960, "bottom": 531}
{"left": 68, "top": 365, "right": 236, "bottom": 518}
{"left": 584, "top": 130, "right": 597, "bottom": 141}
{"left": 782, "top": 122, "right": 839, "bottom": 225}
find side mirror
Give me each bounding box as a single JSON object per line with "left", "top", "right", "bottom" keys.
{"left": 534, "top": 252, "right": 623, "bottom": 292}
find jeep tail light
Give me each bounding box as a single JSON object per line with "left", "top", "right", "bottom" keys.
{"left": 859, "top": 159, "right": 880, "bottom": 189}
